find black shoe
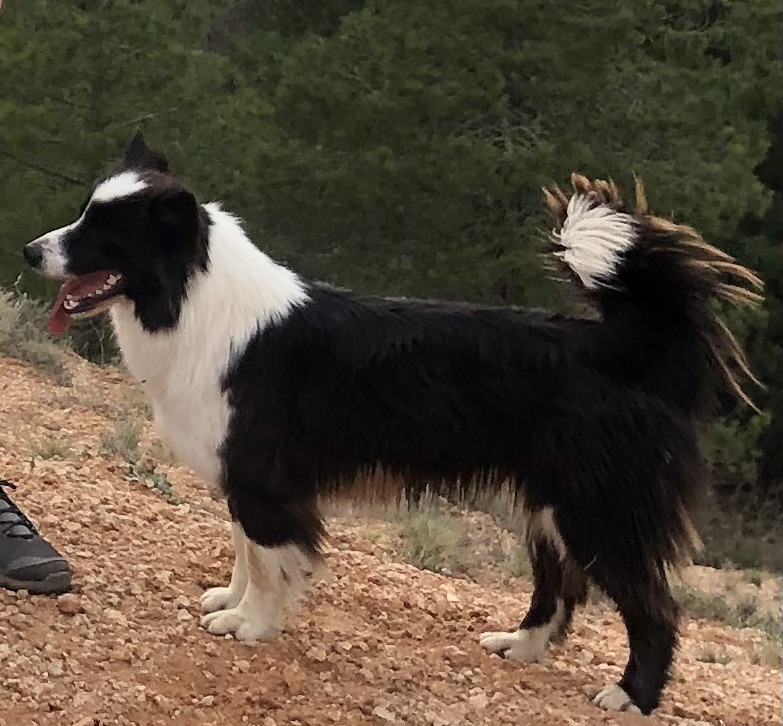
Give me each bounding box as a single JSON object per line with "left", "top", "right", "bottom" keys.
{"left": 0, "top": 480, "right": 71, "bottom": 594}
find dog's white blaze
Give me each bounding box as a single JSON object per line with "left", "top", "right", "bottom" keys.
{"left": 91, "top": 171, "right": 148, "bottom": 203}
{"left": 110, "top": 201, "right": 309, "bottom": 492}
{"left": 31, "top": 173, "right": 147, "bottom": 277}
{"left": 30, "top": 216, "right": 85, "bottom": 278}
{"left": 479, "top": 598, "right": 564, "bottom": 663}
{"left": 553, "top": 194, "right": 636, "bottom": 289}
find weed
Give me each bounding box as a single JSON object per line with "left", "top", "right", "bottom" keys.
{"left": 32, "top": 438, "right": 72, "bottom": 460}
{"left": 743, "top": 569, "right": 764, "bottom": 588}
{"left": 100, "top": 415, "right": 142, "bottom": 461}
{"left": 503, "top": 547, "right": 531, "bottom": 579}
{"left": 147, "top": 438, "right": 176, "bottom": 466}
{"left": 124, "top": 460, "right": 181, "bottom": 505}
{"left": 400, "top": 511, "right": 472, "bottom": 575}
{"left": 697, "top": 647, "right": 732, "bottom": 665}
{"left": 0, "top": 288, "right": 71, "bottom": 385}
{"left": 674, "top": 586, "right": 782, "bottom": 642}
{"left": 748, "top": 640, "right": 783, "bottom": 669}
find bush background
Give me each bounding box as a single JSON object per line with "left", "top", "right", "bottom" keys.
{"left": 0, "top": 0, "right": 780, "bottom": 566}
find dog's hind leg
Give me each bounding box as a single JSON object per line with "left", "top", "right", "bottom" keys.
{"left": 549, "top": 557, "right": 589, "bottom": 645}
{"left": 589, "top": 566, "right": 679, "bottom": 715}
{"left": 200, "top": 521, "right": 249, "bottom": 614}
{"left": 480, "top": 510, "right": 580, "bottom": 662}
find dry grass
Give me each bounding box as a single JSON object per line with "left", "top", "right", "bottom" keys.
{"left": 100, "top": 414, "right": 143, "bottom": 461}
{"left": 0, "top": 288, "right": 71, "bottom": 385}
{"left": 400, "top": 510, "right": 473, "bottom": 576}
{"left": 674, "top": 586, "right": 782, "bottom": 643}
{"left": 697, "top": 646, "right": 733, "bottom": 665}
{"left": 31, "top": 436, "right": 73, "bottom": 460}
{"left": 748, "top": 639, "right": 783, "bottom": 669}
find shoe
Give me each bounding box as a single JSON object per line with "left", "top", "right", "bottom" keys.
{"left": 0, "top": 480, "right": 71, "bottom": 594}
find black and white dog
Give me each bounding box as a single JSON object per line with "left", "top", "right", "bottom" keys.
{"left": 24, "top": 134, "right": 761, "bottom": 715}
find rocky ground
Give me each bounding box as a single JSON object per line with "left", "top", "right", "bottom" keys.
{"left": 0, "top": 355, "right": 780, "bottom": 726}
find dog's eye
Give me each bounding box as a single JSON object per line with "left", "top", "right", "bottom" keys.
{"left": 84, "top": 205, "right": 114, "bottom": 227}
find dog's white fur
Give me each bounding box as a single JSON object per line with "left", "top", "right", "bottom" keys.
{"left": 30, "top": 222, "right": 77, "bottom": 278}
{"left": 91, "top": 171, "right": 148, "bottom": 203}
{"left": 593, "top": 684, "right": 642, "bottom": 713}
{"left": 480, "top": 598, "right": 564, "bottom": 663}
{"left": 111, "top": 202, "right": 308, "bottom": 493}
{"left": 108, "top": 198, "right": 310, "bottom": 639}
{"left": 200, "top": 522, "right": 249, "bottom": 614}
{"left": 552, "top": 196, "right": 636, "bottom": 289}
{"left": 200, "top": 540, "right": 311, "bottom": 641}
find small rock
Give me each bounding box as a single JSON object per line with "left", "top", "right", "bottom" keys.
{"left": 468, "top": 692, "right": 489, "bottom": 709}
{"left": 199, "top": 695, "right": 215, "bottom": 706}
{"left": 577, "top": 649, "right": 595, "bottom": 666}
{"left": 104, "top": 608, "right": 128, "bottom": 626}
{"left": 372, "top": 705, "right": 396, "bottom": 722}
{"left": 56, "top": 594, "right": 84, "bottom": 616}
{"left": 283, "top": 661, "right": 305, "bottom": 694}
{"left": 234, "top": 659, "right": 251, "bottom": 673}
{"left": 307, "top": 647, "right": 327, "bottom": 662}
{"left": 673, "top": 703, "right": 698, "bottom": 719}
{"left": 176, "top": 609, "right": 192, "bottom": 622}
{"left": 174, "top": 595, "right": 190, "bottom": 609}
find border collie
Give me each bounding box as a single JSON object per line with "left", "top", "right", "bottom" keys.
{"left": 24, "top": 133, "right": 762, "bottom": 715}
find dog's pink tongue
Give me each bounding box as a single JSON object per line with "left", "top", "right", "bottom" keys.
{"left": 48, "top": 281, "right": 74, "bottom": 335}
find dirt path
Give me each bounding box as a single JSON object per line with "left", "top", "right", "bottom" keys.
{"left": 0, "top": 357, "right": 779, "bottom": 726}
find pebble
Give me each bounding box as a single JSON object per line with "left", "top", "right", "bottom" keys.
{"left": 372, "top": 705, "right": 396, "bottom": 722}
{"left": 0, "top": 360, "right": 779, "bottom": 726}
{"left": 56, "top": 594, "right": 84, "bottom": 616}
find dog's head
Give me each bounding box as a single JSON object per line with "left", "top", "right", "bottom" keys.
{"left": 24, "top": 133, "right": 208, "bottom": 334}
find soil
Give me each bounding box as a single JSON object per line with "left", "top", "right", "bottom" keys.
{"left": 0, "top": 355, "right": 780, "bottom": 726}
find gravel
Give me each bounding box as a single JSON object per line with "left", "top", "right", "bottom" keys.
{"left": 0, "top": 355, "right": 780, "bottom": 726}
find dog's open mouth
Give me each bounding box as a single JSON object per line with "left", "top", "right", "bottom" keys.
{"left": 48, "top": 270, "right": 126, "bottom": 335}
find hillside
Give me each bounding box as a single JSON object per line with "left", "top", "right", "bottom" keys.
{"left": 0, "top": 355, "right": 780, "bottom": 726}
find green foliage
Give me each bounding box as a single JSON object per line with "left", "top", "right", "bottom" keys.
{"left": 0, "top": 0, "right": 780, "bottom": 536}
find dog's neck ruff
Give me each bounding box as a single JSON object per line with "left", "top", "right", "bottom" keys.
{"left": 112, "top": 203, "right": 308, "bottom": 355}
{"left": 108, "top": 202, "right": 308, "bottom": 489}
{"left": 110, "top": 201, "right": 309, "bottom": 388}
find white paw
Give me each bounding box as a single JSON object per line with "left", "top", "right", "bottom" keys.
{"left": 479, "top": 628, "right": 549, "bottom": 663}
{"left": 200, "top": 586, "right": 243, "bottom": 614}
{"left": 200, "top": 605, "right": 280, "bottom": 642}
{"left": 592, "top": 684, "right": 641, "bottom": 713}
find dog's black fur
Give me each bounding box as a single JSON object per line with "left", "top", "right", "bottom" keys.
{"left": 25, "top": 135, "right": 762, "bottom": 714}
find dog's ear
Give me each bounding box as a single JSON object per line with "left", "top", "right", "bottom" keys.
{"left": 151, "top": 187, "right": 200, "bottom": 249}
{"left": 123, "top": 131, "right": 169, "bottom": 174}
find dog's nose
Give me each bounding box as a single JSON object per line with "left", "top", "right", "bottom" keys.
{"left": 23, "top": 242, "right": 44, "bottom": 268}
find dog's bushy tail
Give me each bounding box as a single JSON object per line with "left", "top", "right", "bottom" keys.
{"left": 544, "top": 173, "right": 764, "bottom": 414}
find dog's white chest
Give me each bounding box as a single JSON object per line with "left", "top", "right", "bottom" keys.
{"left": 111, "top": 304, "right": 232, "bottom": 492}
{"left": 149, "top": 381, "right": 229, "bottom": 489}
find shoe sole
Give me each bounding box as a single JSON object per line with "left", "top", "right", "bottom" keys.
{"left": 0, "top": 570, "right": 72, "bottom": 595}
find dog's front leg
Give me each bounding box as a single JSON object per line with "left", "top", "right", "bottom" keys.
{"left": 200, "top": 521, "right": 249, "bottom": 614}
